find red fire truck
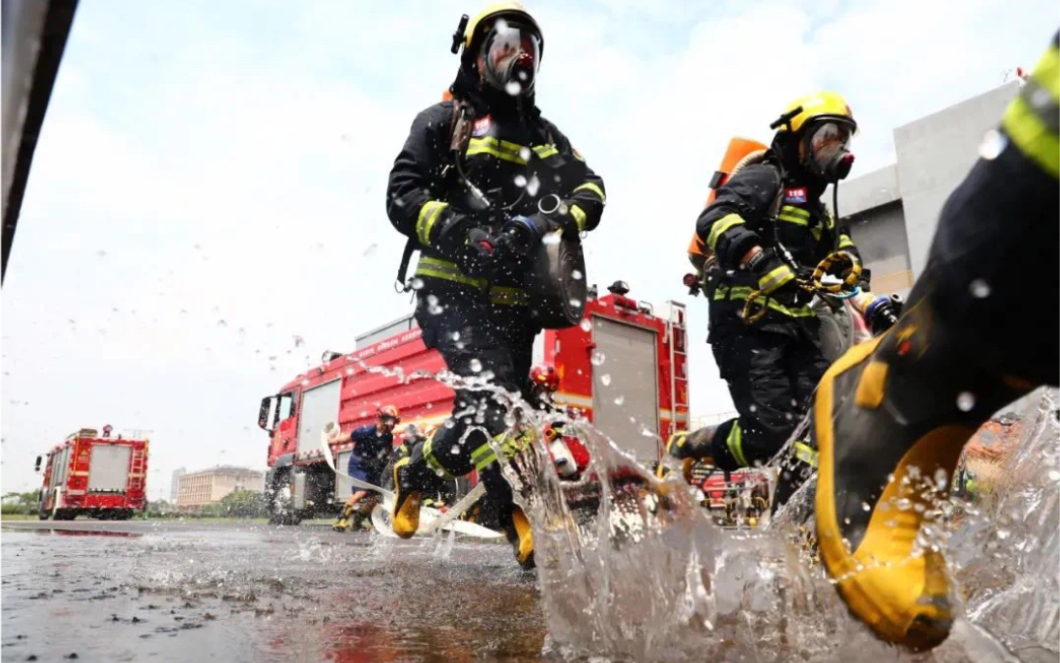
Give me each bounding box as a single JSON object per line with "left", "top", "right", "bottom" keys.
{"left": 35, "top": 426, "right": 149, "bottom": 520}
{"left": 258, "top": 282, "right": 690, "bottom": 525}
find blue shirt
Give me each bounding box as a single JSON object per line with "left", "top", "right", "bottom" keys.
{"left": 347, "top": 424, "right": 394, "bottom": 473}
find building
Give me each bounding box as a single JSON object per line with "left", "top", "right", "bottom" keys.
{"left": 176, "top": 466, "right": 263, "bottom": 511}
{"left": 837, "top": 82, "right": 1020, "bottom": 297}
{"left": 170, "top": 467, "right": 186, "bottom": 502}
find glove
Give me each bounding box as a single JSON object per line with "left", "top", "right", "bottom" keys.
{"left": 864, "top": 295, "right": 902, "bottom": 335}
{"left": 456, "top": 228, "right": 498, "bottom": 278}
{"left": 745, "top": 248, "right": 798, "bottom": 303}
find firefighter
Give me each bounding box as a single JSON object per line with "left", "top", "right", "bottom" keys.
{"left": 333, "top": 406, "right": 400, "bottom": 532}
{"left": 665, "top": 92, "right": 868, "bottom": 482}
{"left": 384, "top": 2, "right": 606, "bottom": 569}
{"left": 812, "top": 34, "right": 1058, "bottom": 650}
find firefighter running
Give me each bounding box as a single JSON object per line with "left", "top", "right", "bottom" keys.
{"left": 333, "top": 406, "right": 400, "bottom": 532}
{"left": 384, "top": 2, "right": 606, "bottom": 569}
{"left": 811, "top": 34, "right": 1058, "bottom": 650}
{"left": 666, "top": 92, "right": 873, "bottom": 481}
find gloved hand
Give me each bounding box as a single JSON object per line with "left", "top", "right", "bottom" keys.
{"left": 745, "top": 248, "right": 798, "bottom": 304}
{"left": 456, "top": 228, "right": 498, "bottom": 277}
{"left": 865, "top": 295, "right": 902, "bottom": 335}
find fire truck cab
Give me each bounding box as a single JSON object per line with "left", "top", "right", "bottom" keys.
{"left": 258, "top": 282, "right": 690, "bottom": 525}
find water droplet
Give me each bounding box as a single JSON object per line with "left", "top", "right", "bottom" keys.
{"left": 897, "top": 498, "right": 912, "bottom": 511}
{"left": 519, "top": 147, "right": 532, "bottom": 162}
{"left": 469, "top": 359, "right": 483, "bottom": 373}
{"left": 513, "top": 174, "right": 528, "bottom": 188}
{"left": 411, "top": 278, "right": 425, "bottom": 291}
{"left": 579, "top": 319, "right": 591, "bottom": 332}
{"left": 601, "top": 374, "right": 611, "bottom": 386}
{"left": 1031, "top": 87, "right": 1052, "bottom": 108}
{"left": 591, "top": 351, "right": 606, "bottom": 366}
{"left": 526, "top": 175, "right": 541, "bottom": 197}
{"left": 784, "top": 412, "right": 793, "bottom": 420}
{"left": 978, "top": 129, "right": 1007, "bottom": 160}
{"left": 450, "top": 445, "right": 461, "bottom": 455}
{"left": 96, "top": 249, "right": 107, "bottom": 258}
{"left": 427, "top": 294, "right": 443, "bottom": 315}
{"left": 505, "top": 81, "right": 522, "bottom": 96}
{"left": 1049, "top": 470, "right": 1060, "bottom": 481}
{"left": 572, "top": 270, "right": 583, "bottom": 281}
{"left": 749, "top": 404, "right": 757, "bottom": 413}
{"left": 996, "top": 528, "right": 1011, "bottom": 540}
{"left": 957, "top": 392, "right": 976, "bottom": 412}
{"left": 293, "top": 335, "right": 305, "bottom": 348}
{"left": 217, "top": 319, "right": 228, "bottom": 328}
{"left": 569, "top": 298, "right": 582, "bottom": 308}
{"left": 613, "top": 395, "right": 625, "bottom": 405}
{"left": 861, "top": 502, "right": 872, "bottom": 512}
{"left": 969, "top": 279, "right": 991, "bottom": 298}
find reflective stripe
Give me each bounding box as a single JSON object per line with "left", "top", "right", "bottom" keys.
{"left": 532, "top": 144, "right": 559, "bottom": 159}
{"left": 780, "top": 205, "right": 810, "bottom": 218}
{"left": 726, "top": 422, "right": 748, "bottom": 467}
{"left": 416, "top": 201, "right": 449, "bottom": 246}
{"left": 759, "top": 265, "right": 794, "bottom": 292}
{"left": 713, "top": 286, "right": 814, "bottom": 317}
{"left": 572, "top": 182, "right": 606, "bottom": 203}
{"left": 414, "top": 256, "right": 488, "bottom": 289}
{"left": 467, "top": 137, "right": 529, "bottom": 164}
{"left": 1003, "top": 46, "right": 1059, "bottom": 177}
{"left": 707, "top": 213, "right": 745, "bottom": 250}
{"left": 777, "top": 213, "right": 809, "bottom": 226}
{"left": 490, "top": 285, "right": 529, "bottom": 306}
{"left": 471, "top": 430, "right": 530, "bottom": 471}
{"left": 570, "top": 204, "right": 587, "bottom": 231}
{"left": 421, "top": 435, "right": 454, "bottom": 478}
{"left": 794, "top": 442, "right": 818, "bottom": 468}
{"left": 838, "top": 233, "right": 855, "bottom": 249}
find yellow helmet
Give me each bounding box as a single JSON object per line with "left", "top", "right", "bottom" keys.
{"left": 460, "top": 2, "right": 543, "bottom": 60}
{"left": 775, "top": 91, "right": 857, "bottom": 134}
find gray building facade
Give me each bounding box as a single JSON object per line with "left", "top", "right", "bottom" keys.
{"left": 837, "top": 82, "right": 1020, "bottom": 297}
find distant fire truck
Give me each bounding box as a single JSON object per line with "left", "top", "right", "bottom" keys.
{"left": 258, "top": 282, "right": 690, "bottom": 525}
{"left": 35, "top": 425, "right": 149, "bottom": 520}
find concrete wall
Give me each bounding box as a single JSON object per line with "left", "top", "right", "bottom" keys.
{"left": 894, "top": 82, "right": 1019, "bottom": 277}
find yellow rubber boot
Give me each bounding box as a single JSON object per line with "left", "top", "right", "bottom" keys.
{"left": 508, "top": 506, "right": 535, "bottom": 570}
{"left": 812, "top": 300, "right": 1029, "bottom": 650}
{"left": 391, "top": 458, "right": 422, "bottom": 539}
{"left": 333, "top": 503, "right": 355, "bottom": 532}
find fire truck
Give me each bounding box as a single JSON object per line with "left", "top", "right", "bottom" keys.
{"left": 35, "top": 425, "right": 149, "bottom": 520}
{"left": 258, "top": 282, "right": 690, "bottom": 525}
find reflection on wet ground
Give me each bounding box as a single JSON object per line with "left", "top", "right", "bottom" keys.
{"left": 2, "top": 522, "right": 545, "bottom": 662}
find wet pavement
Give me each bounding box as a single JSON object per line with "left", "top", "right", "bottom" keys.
{"left": 2, "top": 520, "right": 546, "bottom": 663}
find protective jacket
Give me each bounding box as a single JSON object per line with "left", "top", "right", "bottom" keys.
{"left": 387, "top": 66, "right": 605, "bottom": 302}
{"left": 695, "top": 153, "right": 863, "bottom": 333}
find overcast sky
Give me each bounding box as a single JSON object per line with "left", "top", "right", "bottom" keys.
{"left": 2, "top": 0, "right": 1053, "bottom": 498}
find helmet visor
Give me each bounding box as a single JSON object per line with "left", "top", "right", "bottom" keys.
{"left": 482, "top": 19, "right": 541, "bottom": 94}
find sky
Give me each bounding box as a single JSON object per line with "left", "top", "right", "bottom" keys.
{"left": 1, "top": 0, "right": 1054, "bottom": 498}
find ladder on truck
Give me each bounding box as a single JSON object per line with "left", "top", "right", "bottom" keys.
{"left": 665, "top": 301, "right": 689, "bottom": 444}
{"left": 128, "top": 444, "right": 147, "bottom": 494}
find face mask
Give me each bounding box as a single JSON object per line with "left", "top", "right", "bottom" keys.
{"left": 804, "top": 121, "right": 855, "bottom": 182}
{"left": 480, "top": 19, "right": 541, "bottom": 96}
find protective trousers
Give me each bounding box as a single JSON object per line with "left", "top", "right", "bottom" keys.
{"left": 404, "top": 285, "right": 539, "bottom": 526}
{"left": 708, "top": 322, "right": 829, "bottom": 471}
